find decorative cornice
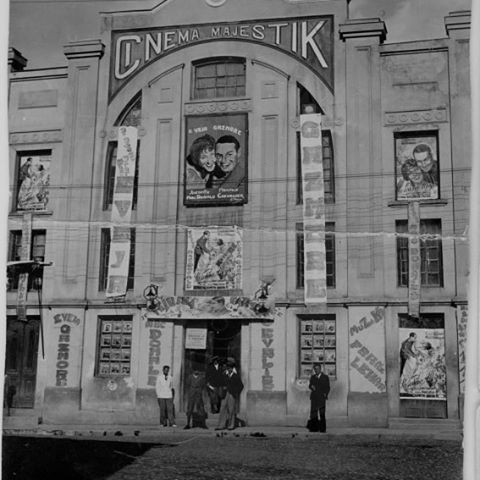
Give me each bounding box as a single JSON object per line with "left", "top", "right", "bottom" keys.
{"left": 8, "top": 48, "right": 27, "bottom": 72}
{"left": 384, "top": 108, "right": 448, "bottom": 126}
{"left": 184, "top": 99, "right": 252, "bottom": 115}
{"left": 445, "top": 10, "right": 471, "bottom": 36}
{"left": 64, "top": 40, "right": 105, "bottom": 60}
{"left": 339, "top": 18, "right": 387, "bottom": 43}
{"left": 10, "top": 129, "right": 63, "bottom": 145}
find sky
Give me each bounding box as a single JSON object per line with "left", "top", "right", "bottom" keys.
{"left": 7, "top": 0, "right": 472, "bottom": 70}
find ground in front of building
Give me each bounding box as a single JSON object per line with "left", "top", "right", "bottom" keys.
{"left": 3, "top": 434, "right": 462, "bottom": 480}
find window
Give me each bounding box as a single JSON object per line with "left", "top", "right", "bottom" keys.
{"left": 99, "top": 228, "right": 136, "bottom": 292}
{"left": 297, "top": 130, "right": 335, "bottom": 204}
{"left": 104, "top": 94, "right": 142, "bottom": 210}
{"left": 296, "top": 223, "right": 335, "bottom": 289}
{"left": 15, "top": 150, "right": 52, "bottom": 212}
{"left": 103, "top": 142, "right": 140, "bottom": 210}
{"left": 396, "top": 219, "right": 443, "bottom": 287}
{"left": 192, "top": 58, "right": 246, "bottom": 100}
{"left": 96, "top": 316, "right": 133, "bottom": 376}
{"left": 299, "top": 315, "right": 336, "bottom": 378}
{"left": 7, "top": 230, "right": 46, "bottom": 291}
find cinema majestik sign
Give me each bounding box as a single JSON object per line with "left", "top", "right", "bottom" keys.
{"left": 110, "top": 16, "right": 334, "bottom": 100}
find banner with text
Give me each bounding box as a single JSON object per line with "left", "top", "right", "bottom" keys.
{"left": 300, "top": 113, "right": 326, "bottom": 305}
{"left": 408, "top": 201, "right": 421, "bottom": 318}
{"left": 348, "top": 306, "right": 386, "bottom": 393}
{"left": 456, "top": 305, "right": 468, "bottom": 395}
{"left": 186, "top": 226, "right": 242, "bottom": 291}
{"left": 17, "top": 213, "right": 33, "bottom": 321}
{"left": 106, "top": 126, "right": 137, "bottom": 298}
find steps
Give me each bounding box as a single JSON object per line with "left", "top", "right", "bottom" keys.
{"left": 388, "top": 417, "right": 462, "bottom": 432}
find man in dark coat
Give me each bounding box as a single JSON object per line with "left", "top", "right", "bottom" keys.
{"left": 215, "top": 360, "right": 243, "bottom": 431}
{"left": 184, "top": 369, "right": 207, "bottom": 429}
{"left": 206, "top": 356, "right": 225, "bottom": 414}
{"left": 308, "top": 363, "right": 330, "bottom": 432}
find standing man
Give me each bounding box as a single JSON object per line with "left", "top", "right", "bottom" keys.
{"left": 400, "top": 332, "right": 418, "bottom": 375}
{"left": 215, "top": 359, "right": 243, "bottom": 431}
{"left": 206, "top": 356, "right": 225, "bottom": 414}
{"left": 156, "top": 365, "right": 176, "bottom": 427}
{"left": 308, "top": 363, "right": 330, "bottom": 433}
{"left": 184, "top": 369, "right": 208, "bottom": 429}
{"left": 194, "top": 230, "right": 210, "bottom": 272}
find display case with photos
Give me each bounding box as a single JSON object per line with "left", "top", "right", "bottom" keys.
{"left": 97, "top": 317, "right": 132, "bottom": 376}
{"left": 300, "top": 316, "right": 336, "bottom": 378}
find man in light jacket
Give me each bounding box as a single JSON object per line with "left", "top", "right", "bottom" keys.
{"left": 156, "top": 365, "right": 176, "bottom": 427}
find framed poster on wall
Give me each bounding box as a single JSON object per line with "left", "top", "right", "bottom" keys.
{"left": 16, "top": 151, "right": 51, "bottom": 211}
{"left": 184, "top": 113, "right": 248, "bottom": 206}
{"left": 395, "top": 132, "right": 439, "bottom": 201}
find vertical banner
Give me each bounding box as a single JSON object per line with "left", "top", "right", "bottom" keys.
{"left": 408, "top": 201, "right": 421, "bottom": 318}
{"left": 106, "top": 126, "right": 137, "bottom": 298}
{"left": 300, "top": 114, "right": 326, "bottom": 305}
{"left": 456, "top": 304, "right": 468, "bottom": 395}
{"left": 17, "top": 213, "right": 32, "bottom": 321}
{"left": 185, "top": 226, "right": 243, "bottom": 290}
{"left": 17, "top": 153, "right": 51, "bottom": 211}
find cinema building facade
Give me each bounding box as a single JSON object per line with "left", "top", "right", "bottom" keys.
{"left": 5, "top": 1, "right": 471, "bottom": 429}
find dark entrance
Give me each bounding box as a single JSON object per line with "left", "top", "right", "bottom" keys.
{"left": 183, "top": 319, "right": 241, "bottom": 409}
{"left": 4, "top": 317, "right": 40, "bottom": 409}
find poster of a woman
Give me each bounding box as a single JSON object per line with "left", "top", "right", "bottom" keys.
{"left": 17, "top": 154, "right": 51, "bottom": 211}
{"left": 399, "top": 328, "right": 446, "bottom": 399}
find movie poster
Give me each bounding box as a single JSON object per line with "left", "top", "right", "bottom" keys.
{"left": 395, "top": 133, "right": 439, "bottom": 201}
{"left": 185, "top": 226, "right": 242, "bottom": 291}
{"left": 16, "top": 153, "right": 51, "bottom": 211}
{"left": 399, "top": 327, "right": 446, "bottom": 399}
{"left": 184, "top": 114, "right": 247, "bottom": 206}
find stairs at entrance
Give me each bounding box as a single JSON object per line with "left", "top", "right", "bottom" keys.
{"left": 388, "top": 417, "right": 462, "bottom": 438}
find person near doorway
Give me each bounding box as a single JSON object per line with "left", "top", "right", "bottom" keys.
{"left": 307, "top": 363, "right": 330, "bottom": 433}
{"left": 215, "top": 359, "right": 244, "bottom": 431}
{"left": 156, "top": 365, "right": 176, "bottom": 427}
{"left": 206, "top": 356, "right": 225, "bottom": 414}
{"left": 184, "top": 369, "right": 208, "bottom": 429}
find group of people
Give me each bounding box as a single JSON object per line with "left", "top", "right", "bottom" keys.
{"left": 396, "top": 143, "right": 438, "bottom": 200}
{"left": 155, "top": 356, "right": 244, "bottom": 431}
{"left": 155, "top": 360, "right": 331, "bottom": 433}
{"left": 186, "top": 134, "right": 244, "bottom": 190}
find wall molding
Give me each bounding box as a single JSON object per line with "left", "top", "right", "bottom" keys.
{"left": 384, "top": 108, "right": 448, "bottom": 126}
{"left": 184, "top": 99, "right": 252, "bottom": 115}
{"left": 10, "top": 129, "right": 63, "bottom": 145}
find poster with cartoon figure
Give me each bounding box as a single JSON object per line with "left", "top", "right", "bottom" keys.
{"left": 185, "top": 226, "right": 242, "bottom": 290}
{"left": 399, "top": 327, "right": 446, "bottom": 399}
{"left": 184, "top": 114, "right": 247, "bottom": 206}
{"left": 16, "top": 153, "right": 51, "bottom": 211}
{"left": 395, "top": 133, "right": 439, "bottom": 201}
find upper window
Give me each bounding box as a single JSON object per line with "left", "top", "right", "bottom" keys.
{"left": 192, "top": 58, "right": 246, "bottom": 100}
{"left": 296, "top": 223, "right": 335, "bottom": 289}
{"left": 15, "top": 150, "right": 52, "bottom": 212}
{"left": 8, "top": 230, "right": 46, "bottom": 291}
{"left": 104, "top": 94, "right": 142, "bottom": 210}
{"left": 396, "top": 219, "right": 443, "bottom": 287}
{"left": 297, "top": 130, "right": 335, "bottom": 204}
{"left": 99, "top": 228, "right": 136, "bottom": 292}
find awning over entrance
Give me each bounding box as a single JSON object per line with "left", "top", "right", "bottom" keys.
{"left": 141, "top": 296, "right": 279, "bottom": 321}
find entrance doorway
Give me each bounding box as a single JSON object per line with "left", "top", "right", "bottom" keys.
{"left": 4, "top": 317, "right": 40, "bottom": 409}
{"left": 183, "top": 319, "right": 241, "bottom": 409}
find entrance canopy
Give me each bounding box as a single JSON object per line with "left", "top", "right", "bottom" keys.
{"left": 142, "top": 295, "right": 279, "bottom": 321}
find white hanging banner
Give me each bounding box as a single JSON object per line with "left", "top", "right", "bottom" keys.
{"left": 112, "top": 126, "right": 138, "bottom": 223}
{"left": 106, "top": 126, "right": 137, "bottom": 298}
{"left": 300, "top": 114, "right": 326, "bottom": 305}
{"left": 408, "top": 201, "right": 421, "bottom": 318}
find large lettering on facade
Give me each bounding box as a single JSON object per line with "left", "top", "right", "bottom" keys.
{"left": 261, "top": 324, "right": 274, "bottom": 391}
{"left": 349, "top": 307, "right": 386, "bottom": 393}
{"left": 53, "top": 313, "right": 81, "bottom": 387}
{"left": 110, "top": 16, "right": 334, "bottom": 100}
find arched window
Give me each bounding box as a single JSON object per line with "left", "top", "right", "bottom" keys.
{"left": 103, "top": 93, "right": 141, "bottom": 210}
{"left": 192, "top": 57, "right": 246, "bottom": 100}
